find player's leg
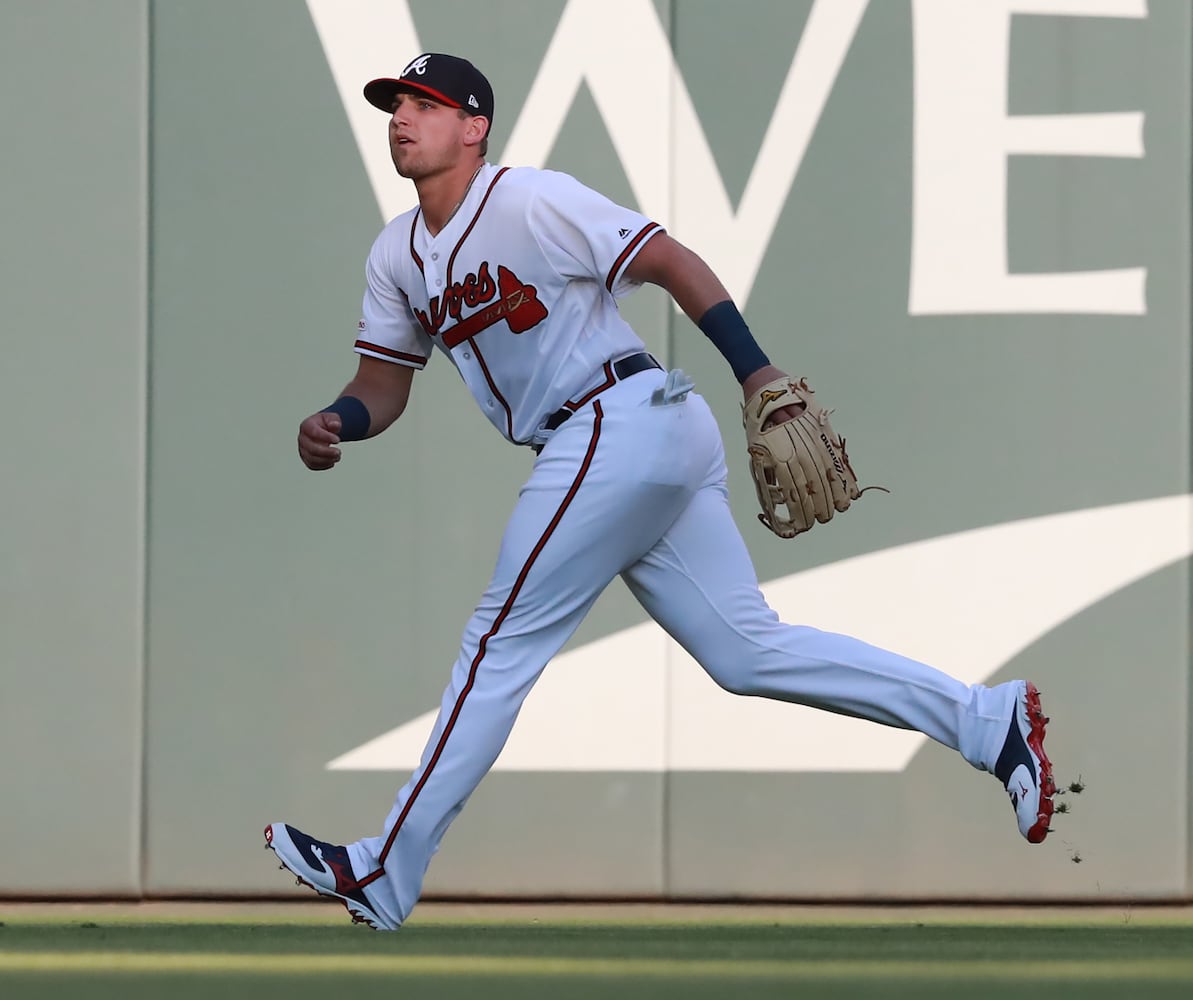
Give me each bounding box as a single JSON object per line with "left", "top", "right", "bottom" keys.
{"left": 343, "top": 378, "right": 696, "bottom": 926}
{"left": 268, "top": 491, "right": 612, "bottom": 932}
{"left": 623, "top": 483, "right": 989, "bottom": 751}
{"left": 620, "top": 395, "right": 1054, "bottom": 841}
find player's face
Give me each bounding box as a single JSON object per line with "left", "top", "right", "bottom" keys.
{"left": 389, "top": 91, "right": 470, "bottom": 179}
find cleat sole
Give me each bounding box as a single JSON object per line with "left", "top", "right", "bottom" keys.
{"left": 1022, "top": 682, "right": 1055, "bottom": 844}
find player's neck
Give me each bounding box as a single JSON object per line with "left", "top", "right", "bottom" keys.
{"left": 417, "top": 159, "right": 486, "bottom": 237}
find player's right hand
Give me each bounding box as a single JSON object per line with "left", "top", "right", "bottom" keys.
{"left": 297, "top": 411, "right": 343, "bottom": 471}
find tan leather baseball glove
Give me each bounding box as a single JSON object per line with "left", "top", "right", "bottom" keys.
{"left": 741, "top": 376, "right": 867, "bottom": 538}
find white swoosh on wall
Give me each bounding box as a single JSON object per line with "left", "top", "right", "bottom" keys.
{"left": 328, "top": 494, "right": 1192, "bottom": 773}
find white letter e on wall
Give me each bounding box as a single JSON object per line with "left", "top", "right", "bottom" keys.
{"left": 909, "top": 0, "right": 1147, "bottom": 316}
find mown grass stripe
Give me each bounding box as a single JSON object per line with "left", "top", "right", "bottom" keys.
{"left": 2, "top": 952, "right": 1192, "bottom": 980}
{"left": 3, "top": 912, "right": 1192, "bottom": 928}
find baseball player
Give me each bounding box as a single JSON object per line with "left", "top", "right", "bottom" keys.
{"left": 266, "top": 53, "right": 1056, "bottom": 930}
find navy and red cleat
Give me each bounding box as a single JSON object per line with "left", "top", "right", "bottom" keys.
{"left": 264, "top": 823, "right": 394, "bottom": 929}
{"left": 993, "top": 682, "right": 1056, "bottom": 844}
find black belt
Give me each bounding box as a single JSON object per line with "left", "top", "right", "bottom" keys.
{"left": 532, "top": 352, "right": 662, "bottom": 453}
{"left": 543, "top": 352, "right": 662, "bottom": 433}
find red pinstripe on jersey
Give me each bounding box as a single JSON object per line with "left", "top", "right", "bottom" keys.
{"left": 409, "top": 212, "right": 424, "bottom": 276}
{"left": 439, "top": 168, "right": 517, "bottom": 428}
{"left": 564, "top": 362, "right": 616, "bottom": 411}
{"left": 356, "top": 402, "right": 607, "bottom": 887}
{"left": 354, "top": 340, "right": 427, "bottom": 366}
{"left": 446, "top": 168, "right": 509, "bottom": 284}
{"left": 469, "top": 338, "right": 515, "bottom": 440}
{"left": 605, "top": 222, "right": 661, "bottom": 292}
{"left": 410, "top": 169, "right": 510, "bottom": 288}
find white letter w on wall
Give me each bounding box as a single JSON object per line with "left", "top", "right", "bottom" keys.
{"left": 305, "top": 0, "right": 868, "bottom": 309}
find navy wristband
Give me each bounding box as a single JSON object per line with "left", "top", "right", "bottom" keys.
{"left": 320, "top": 395, "right": 371, "bottom": 441}
{"left": 697, "top": 301, "right": 770, "bottom": 383}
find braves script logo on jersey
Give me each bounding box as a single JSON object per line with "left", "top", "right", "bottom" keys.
{"left": 415, "top": 262, "right": 549, "bottom": 349}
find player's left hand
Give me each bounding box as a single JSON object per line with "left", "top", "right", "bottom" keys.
{"left": 741, "top": 365, "right": 805, "bottom": 428}
{"left": 740, "top": 372, "right": 869, "bottom": 538}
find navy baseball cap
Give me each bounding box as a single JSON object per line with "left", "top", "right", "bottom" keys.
{"left": 364, "top": 53, "right": 494, "bottom": 125}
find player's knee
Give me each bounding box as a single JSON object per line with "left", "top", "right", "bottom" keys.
{"left": 700, "top": 660, "right": 762, "bottom": 697}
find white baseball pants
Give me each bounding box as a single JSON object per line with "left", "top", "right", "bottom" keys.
{"left": 348, "top": 368, "right": 1015, "bottom": 926}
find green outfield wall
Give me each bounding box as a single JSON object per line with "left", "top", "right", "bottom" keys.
{"left": 2, "top": 0, "right": 1190, "bottom": 901}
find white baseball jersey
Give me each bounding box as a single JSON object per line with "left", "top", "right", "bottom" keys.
{"left": 356, "top": 163, "right": 663, "bottom": 444}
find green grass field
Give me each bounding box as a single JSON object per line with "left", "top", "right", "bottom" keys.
{"left": 2, "top": 904, "right": 1191, "bottom": 999}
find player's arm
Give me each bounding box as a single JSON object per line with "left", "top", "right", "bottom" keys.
{"left": 297, "top": 356, "right": 414, "bottom": 471}
{"left": 624, "top": 232, "right": 791, "bottom": 404}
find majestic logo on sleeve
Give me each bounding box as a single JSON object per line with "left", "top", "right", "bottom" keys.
{"left": 416, "top": 262, "right": 549, "bottom": 349}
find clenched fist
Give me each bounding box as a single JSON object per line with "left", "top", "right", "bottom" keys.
{"left": 297, "top": 411, "right": 344, "bottom": 471}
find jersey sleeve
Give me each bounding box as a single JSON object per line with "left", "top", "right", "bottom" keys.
{"left": 526, "top": 171, "right": 664, "bottom": 299}
{"left": 356, "top": 233, "right": 433, "bottom": 368}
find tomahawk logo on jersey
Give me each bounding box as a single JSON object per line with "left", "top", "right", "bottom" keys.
{"left": 412, "top": 262, "right": 548, "bottom": 345}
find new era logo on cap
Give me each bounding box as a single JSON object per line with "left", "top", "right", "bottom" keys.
{"left": 363, "top": 53, "right": 495, "bottom": 128}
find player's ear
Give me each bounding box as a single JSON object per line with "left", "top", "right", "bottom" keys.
{"left": 463, "top": 115, "right": 489, "bottom": 149}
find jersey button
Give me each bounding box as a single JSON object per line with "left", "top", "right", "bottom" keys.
{"left": 462, "top": 351, "right": 471, "bottom": 360}
{"left": 431, "top": 252, "right": 439, "bottom": 261}
{"left": 486, "top": 398, "right": 495, "bottom": 408}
